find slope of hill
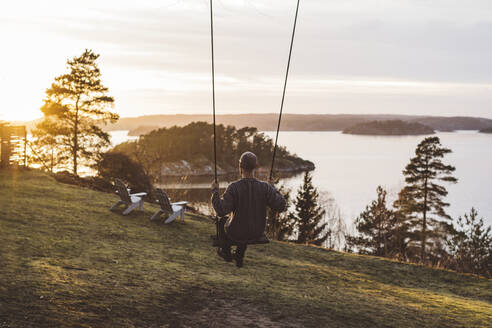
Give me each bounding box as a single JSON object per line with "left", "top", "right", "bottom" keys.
{"left": 343, "top": 120, "right": 435, "bottom": 136}
{"left": 101, "top": 114, "right": 492, "bottom": 135}
{"left": 1, "top": 170, "right": 491, "bottom": 328}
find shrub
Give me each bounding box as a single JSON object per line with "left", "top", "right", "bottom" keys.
{"left": 96, "top": 152, "right": 153, "bottom": 195}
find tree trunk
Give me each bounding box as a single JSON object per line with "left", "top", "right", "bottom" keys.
{"left": 51, "top": 147, "right": 54, "bottom": 173}
{"left": 73, "top": 98, "right": 79, "bottom": 176}
{"left": 377, "top": 217, "right": 382, "bottom": 256}
{"left": 421, "top": 176, "right": 428, "bottom": 263}
{"left": 383, "top": 216, "right": 388, "bottom": 257}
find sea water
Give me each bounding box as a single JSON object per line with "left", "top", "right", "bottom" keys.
{"left": 264, "top": 130, "right": 492, "bottom": 227}
{"left": 110, "top": 130, "right": 492, "bottom": 227}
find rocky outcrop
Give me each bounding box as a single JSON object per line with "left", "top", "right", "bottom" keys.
{"left": 160, "top": 158, "right": 230, "bottom": 177}
{"left": 343, "top": 120, "right": 435, "bottom": 136}
{"left": 160, "top": 157, "right": 314, "bottom": 177}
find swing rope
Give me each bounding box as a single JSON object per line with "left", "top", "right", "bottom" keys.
{"left": 269, "top": 0, "right": 301, "bottom": 182}
{"left": 210, "top": 0, "right": 301, "bottom": 184}
{"left": 210, "top": 0, "right": 218, "bottom": 184}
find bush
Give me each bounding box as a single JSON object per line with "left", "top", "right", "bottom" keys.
{"left": 53, "top": 170, "right": 113, "bottom": 192}
{"left": 96, "top": 152, "right": 153, "bottom": 196}
{"left": 448, "top": 208, "right": 492, "bottom": 277}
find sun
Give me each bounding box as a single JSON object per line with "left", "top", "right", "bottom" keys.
{"left": 0, "top": 20, "right": 69, "bottom": 123}
{"left": 0, "top": 42, "right": 47, "bottom": 122}
{"left": 0, "top": 76, "right": 46, "bottom": 122}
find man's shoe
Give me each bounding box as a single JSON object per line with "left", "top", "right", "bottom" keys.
{"left": 233, "top": 252, "right": 244, "bottom": 268}
{"left": 217, "top": 248, "right": 232, "bottom": 262}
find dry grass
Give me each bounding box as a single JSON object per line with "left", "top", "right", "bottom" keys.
{"left": 0, "top": 169, "right": 491, "bottom": 328}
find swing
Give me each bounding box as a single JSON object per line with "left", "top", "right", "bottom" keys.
{"left": 209, "top": 0, "right": 301, "bottom": 247}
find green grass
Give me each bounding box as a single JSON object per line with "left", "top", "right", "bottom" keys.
{"left": 0, "top": 170, "right": 491, "bottom": 328}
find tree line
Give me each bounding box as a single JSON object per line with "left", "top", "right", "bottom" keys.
{"left": 273, "top": 136, "right": 491, "bottom": 277}
{"left": 112, "top": 122, "right": 312, "bottom": 182}
{"left": 345, "top": 137, "right": 491, "bottom": 277}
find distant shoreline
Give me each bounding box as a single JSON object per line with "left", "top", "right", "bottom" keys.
{"left": 125, "top": 128, "right": 486, "bottom": 138}
{"left": 101, "top": 113, "right": 492, "bottom": 136}
{"left": 20, "top": 113, "right": 492, "bottom": 136}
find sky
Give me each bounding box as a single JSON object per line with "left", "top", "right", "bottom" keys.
{"left": 1, "top": 0, "right": 492, "bottom": 121}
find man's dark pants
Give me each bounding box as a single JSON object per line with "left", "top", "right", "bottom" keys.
{"left": 217, "top": 216, "right": 247, "bottom": 258}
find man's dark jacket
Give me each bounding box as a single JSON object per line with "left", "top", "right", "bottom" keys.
{"left": 212, "top": 178, "right": 286, "bottom": 243}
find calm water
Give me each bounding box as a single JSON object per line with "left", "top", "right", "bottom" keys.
{"left": 110, "top": 130, "right": 492, "bottom": 227}
{"left": 110, "top": 130, "right": 139, "bottom": 146}
{"left": 264, "top": 131, "right": 492, "bottom": 227}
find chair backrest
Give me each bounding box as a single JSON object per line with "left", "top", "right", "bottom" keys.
{"left": 114, "top": 179, "right": 131, "bottom": 204}
{"left": 156, "top": 188, "right": 173, "bottom": 213}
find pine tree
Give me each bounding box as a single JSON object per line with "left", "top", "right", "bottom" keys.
{"left": 347, "top": 186, "right": 398, "bottom": 256}
{"left": 266, "top": 179, "right": 295, "bottom": 241}
{"left": 30, "top": 117, "right": 67, "bottom": 172}
{"left": 292, "top": 172, "right": 328, "bottom": 246}
{"left": 394, "top": 136, "right": 457, "bottom": 262}
{"left": 448, "top": 208, "right": 492, "bottom": 276}
{"left": 36, "top": 49, "right": 118, "bottom": 175}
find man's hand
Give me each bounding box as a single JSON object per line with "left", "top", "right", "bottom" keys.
{"left": 211, "top": 181, "right": 219, "bottom": 190}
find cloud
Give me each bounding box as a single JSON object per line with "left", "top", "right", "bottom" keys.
{"left": 18, "top": 0, "right": 491, "bottom": 82}
{"left": 1, "top": 0, "right": 492, "bottom": 119}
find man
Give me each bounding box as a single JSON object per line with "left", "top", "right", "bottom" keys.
{"left": 211, "top": 151, "right": 286, "bottom": 267}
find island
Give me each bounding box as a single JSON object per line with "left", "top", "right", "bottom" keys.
{"left": 114, "top": 122, "right": 314, "bottom": 178}
{"left": 479, "top": 127, "right": 492, "bottom": 134}
{"left": 342, "top": 120, "right": 435, "bottom": 136}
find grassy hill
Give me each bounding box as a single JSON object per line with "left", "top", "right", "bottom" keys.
{"left": 1, "top": 170, "right": 491, "bottom": 328}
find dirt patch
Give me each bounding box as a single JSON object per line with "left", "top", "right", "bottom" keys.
{"left": 184, "top": 299, "right": 303, "bottom": 328}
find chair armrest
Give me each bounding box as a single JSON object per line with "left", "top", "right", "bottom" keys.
{"left": 172, "top": 201, "right": 188, "bottom": 206}
{"left": 131, "top": 192, "right": 147, "bottom": 197}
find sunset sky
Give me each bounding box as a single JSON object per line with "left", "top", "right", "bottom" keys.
{"left": 1, "top": 0, "right": 492, "bottom": 122}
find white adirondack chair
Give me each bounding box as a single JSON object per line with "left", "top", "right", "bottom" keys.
{"left": 150, "top": 188, "right": 187, "bottom": 223}
{"left": 110, "top": 179, "right": 147, "bottom": 215}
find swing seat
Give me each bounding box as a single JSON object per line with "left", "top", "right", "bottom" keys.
{"left": 211, "top": 234, "right": 270, "bottom": 247}
{"left": 211, "top": 216, "right": 270, "bottom": 247}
